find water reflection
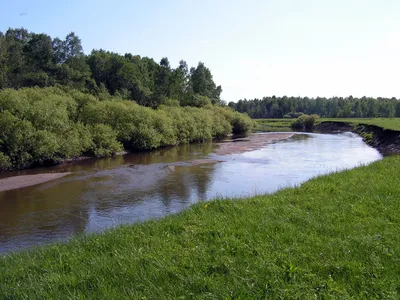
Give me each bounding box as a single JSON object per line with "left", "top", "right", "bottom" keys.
{"left": 0, "top": 133, "right": 382, "bottom": 253}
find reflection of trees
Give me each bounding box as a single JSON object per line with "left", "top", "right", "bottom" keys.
{"left": 122, "top": 141, "right": 214, "bottom": 166}
{"left": 0, "top": 179, "right": 90, "bottom": 247}
{"left": 89, "top": 162, "right": 217, "bottom": 214}
{"left": 89, "top": 145, "right": 217, "bottom": 215}
{"left": 0, "top": 141, "right": 217, "bottom": 251}
{"left": 154, "top": 164, "right": 216, "bottom": 207}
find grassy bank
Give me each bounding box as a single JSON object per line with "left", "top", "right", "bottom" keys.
{"left": 318, "top": 118, "right": 400, "bottom": 131}
{"left": 254, "top": 117, "right": 400, "bottom": 132}
{"left": 1, "top": 157, "right": 400, "bottom": 298}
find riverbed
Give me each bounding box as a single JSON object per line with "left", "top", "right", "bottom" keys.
{"left": 0, "top": 132, "right": 382, "bottom": 253}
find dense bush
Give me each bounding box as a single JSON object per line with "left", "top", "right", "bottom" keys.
{"left": 231, "top": 112, "right": 254, "bottom": 134}
{"left": 88, "top": 124, "right": 123, "bottom": 157}
{"left": 0, "top": 152, "right": 11, "bottom": 171}
{"left": 0, "top": 87, "right": 252, "bottom": 170}
{"left": 291, "top": 114, "right": 320, "bottom": 130}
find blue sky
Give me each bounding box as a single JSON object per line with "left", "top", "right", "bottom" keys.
{"left": 1, "top": 0, "right": 400, "bottom": 102}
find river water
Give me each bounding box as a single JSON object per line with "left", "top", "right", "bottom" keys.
{"left": 0, "top": 132, "right": 382, "bottom": 253}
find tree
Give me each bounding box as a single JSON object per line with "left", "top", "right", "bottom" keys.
{"left": 189, "top": 62, "right": 222, "bottom": 105}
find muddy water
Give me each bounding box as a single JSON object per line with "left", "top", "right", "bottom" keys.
{"left": 0, "top": 132, "right": 382, "bottom": 253}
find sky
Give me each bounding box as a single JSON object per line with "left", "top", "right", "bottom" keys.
{"left": 1, "top": 0, "right": 400, "bottom": 102}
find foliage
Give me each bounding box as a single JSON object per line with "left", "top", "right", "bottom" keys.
{"left": 291, "top": 114, "right": 319, "bottom": 130}
{"left": 231, "top": 112, "right": 254, "bottom": 134}
{"left": 230, "top": 95, "right": 400, "bottom": 118}
{"left": 0, "top": 152, "right": 11, "bottom": 171}
{"left": 0, "top": 27, "right": 223, "bottom": 108}
{"left": 88, "top": 124, "right": 123, "bottom": 157}
{"left": 0, "top": 87, "right": 247, "bottom": 170}
{"left": 0, "top": 27, "right": 250, "bottom": 170}
{"left": 1, "top": 156, "right": 400, "bottom": 298}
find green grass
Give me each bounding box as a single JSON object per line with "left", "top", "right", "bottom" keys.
{"left": 254, "top": 119, "right": 294, "bottom": 132}
{"left": 1, "top": 157, "right": 400, "bottom": 298}
{"left": 254, "top": 118, "right": 400, "bottom": 132}
{"left": 316, "top": 118, "right": 400, "bottom": 131}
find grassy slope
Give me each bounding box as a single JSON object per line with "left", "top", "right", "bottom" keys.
{"left": 1, "top": 157, "right": 400, "bottom": 299}
{"left": 254, "top": 118, "right": 400, "bottom": 131}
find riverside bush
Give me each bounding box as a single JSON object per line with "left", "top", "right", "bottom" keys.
{"left": 0, "top": 152, "right": 11, "bottom": 171}
{"left": 291, "top": 114, "right": 320, "bottom": 130}
{"left": 231, "top": 111, "right": 254, "bottom": 134}
{"left": 88, "top": 124, "right": 123, "bottom": 157}
{"left": 0, "top": 87, "right": 253, "bottom": 170}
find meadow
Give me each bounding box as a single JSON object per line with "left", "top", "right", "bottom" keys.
{"left": 254, "top": 117, "right": 400, "bottom": 132}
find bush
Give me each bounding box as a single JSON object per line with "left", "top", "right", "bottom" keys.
{"left": 0, "top": 111, "right": 36, "bottom": 169}
{"left": 56, "top": 123, "right": 92, "bottom": 158}
{"left": 0, "top": 87, "right": 252, "bottom": 170}
{"left": 231, "top": 112, "right": 254, "bottom": 134}
{"left": 0, "top": 152, "right": 11, "bottom": 171}
{"left": 88, "top": 124, "right": 123, "bottom": 157}
{"left": 291, "top": 114, "right": 319, "bottom": 130}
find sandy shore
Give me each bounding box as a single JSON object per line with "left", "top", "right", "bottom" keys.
{"left": 0, "top": 173, "right": 72, "bottom": 192}
{"left": 214, "top": 133, "right": 294, "bottom": 155}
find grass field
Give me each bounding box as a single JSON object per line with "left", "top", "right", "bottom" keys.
{"left": 1, "top": 156, "right": 400, "bottom": 298}
{"left": 318, "top": 118, "right": 400, "bottom": 131}
{"left": 254, "top": 119, "right": 294, "bottom": 132}
{"left": 254, "top": 117, "right": 400, "bottom": 132}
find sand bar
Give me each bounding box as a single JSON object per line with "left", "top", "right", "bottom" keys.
{"left": 215, "top": 133, "right": 294, "bottom": 155}
{"left": 0, "top": 173, "right": 72, "bottom": 192}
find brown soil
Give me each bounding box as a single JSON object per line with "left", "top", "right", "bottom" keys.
{"left": 0, "top": 173, "right": 72, "bottom": 192}
{"left": 214, "top": 133, "right": 294, "bottom": 155}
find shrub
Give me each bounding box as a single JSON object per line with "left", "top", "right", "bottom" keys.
{"left": 57, "top": 123, "right": 92, "bottom": 158}
{"left": 0, "top": 111, "right": 36, "bottom": 169}
{"left": 88, "top": 124, "right": 123, "bottom": 157}
{"left": 0, "top": 87, "right": 252, "bottom": 170}
{"left": 291, "top": 114, "right": 319, "bottom": 130}
{"left": 210, "top": 107, "right": 232, "bottom": 138}
{"left": 231, "top": 112, "right": 254, "bottom": 134}
{"left": 0, "top": 152, "right": 11, "bottom": 171}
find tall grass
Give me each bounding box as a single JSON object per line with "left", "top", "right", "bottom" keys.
{"left": 1, "top": 157, "right": 399, "bottom": 298}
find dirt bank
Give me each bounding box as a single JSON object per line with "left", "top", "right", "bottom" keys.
{"left": 0, "top": 173, "right": 72, "bottom": 192}
{"left": 315, "top": 121, "right": 400, "bottom": 155}
{"left": 214, "top": 133, "right": 294, "bottom": 155}
{"left": 315, "top": 121, "right": 354, "bottom": 133}
{"left": 354, "top": 125, "right": 400, "bottom": 155}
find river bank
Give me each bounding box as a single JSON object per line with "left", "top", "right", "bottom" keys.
{"left": 254, "top": 118, "right": 400, "bottom": 155}
{"left": 0, "top": 133, "right": 294, "bottom": 193}
{"left": 1, "top": 155, "right": 399, "bottom": 298}
{"left": 315, "top": 121, "right": 400, "bottom": 155}
{"left": 0, "top": 132, "right": 380, "bottom": 253}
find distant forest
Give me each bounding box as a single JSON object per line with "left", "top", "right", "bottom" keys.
{"left": 0, "top": 28, "right": 223, "bottom": 108}
{"left": 229, "top": 96, "right": 400, "bottom": 118}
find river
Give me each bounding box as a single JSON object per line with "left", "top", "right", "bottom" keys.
{"left": 0, "top": 132, "right": 382, "bottom": 253}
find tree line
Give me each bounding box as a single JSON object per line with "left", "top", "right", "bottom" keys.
{"left": 0, "top": 28, "right": 223, "bottom": 107}
{"left": 229, "top": 96, "right": 400, "bottom": 118}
